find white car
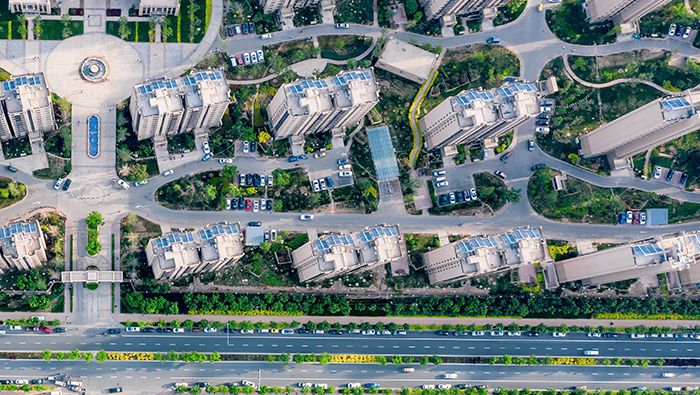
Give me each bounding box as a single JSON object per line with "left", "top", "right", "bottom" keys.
{"left": 490, "top": 330, "right": 504, "bottom": 336}
{"left": 442, "top": 373, "right": 458, "bottom": 379}
{"left": 338, "top": 164, "right": 352, "bottom": 170}
{"left": 312, "top": 179, "right": 320, "bottom": 192}
{"left": 422, "top": 385, "right": 436, "bottom": 389}
{"left": 438, "top": 384, "right": 452, "bottom": 390}
{"left": 631, "top": 333, "right": 647, "bottom": 339}
{"left": 125, "top": 326, "right": 140, "bottom": 332}
{"left": 250, "top": 51, "right": 258, "bottom": 64}
{"left": 552, "top": 332, "right": 567, "bottom": 337}
{"left": 54, "top": 178, "right": 64, "bottom": 190}
{"left": 507, "top": 331, "right": 521, "bottom": 336}
{"left": 361, "top": 329, "right": 376, "bottom": 335}
{"left": 243, "top": 141, "right": 250, "bottom": 153}
{"left": 117, "top": 179, "right": 130, "bottom": 190}
{"left": 653, "top": 166, "right": 662, "bottom": 179}
{"left": 9, "top": 325, "right": 22, "bottom": 331}
{"left": 253, "top": 200, "right": 259, "bottom": 213}
{"left": 347, "top": 383, "right": 361, "bottom": 389}
{"left": 470, "top": 188, "right": 478, "bottom": 200}
{"left": 313, "top": 384, "right": 328, "bottom": 389}
{"left": 257, "top": 50, "right": 264, "bottom": 62}
{"left": 587, "top": 332, "right": 602, "bottom": 338}
{"left": 173, "top": 328, "right": 185, "bottom": 333}
{"left": 683, "top": 26, "right": 692, "bottom": 39}
{"left": 241, "top": 380, "right": 256, "bottom": 388}
{"left": 134, "top": 179, "right": 148, "bottom": 187}
{"left": 202, "top": 141, "right": 211, "bottom": 155}
{"left": 219, "top": 158, "right": 233, "bottom": 164}
{"left": 162, "top": 169, "right": 174, "bottom": 176}
{"left": 243, "top": 52, "right": 251, "bottom": 65}
{"left": 435, "top": 180, "right": 449, "bottom": 188}
{"left": 339, "top": 170, "right": 353, "bottom": 177}
{"left": 204, "top": 327, "right": 217, "bottom": 333}
{"left": 298, "top": 383, "right": 313, "bottom": 388}
{"left": 535, "top": 127, "right": 550, "bottom": 133}
{"left": 669, "top": 23, "right": 677, "bottom": 36}
{"left": 471, "top": 330, "right": 485, "bottom": 336}
{"left": 299, "top": 214, "right": 314, "bottom": 221}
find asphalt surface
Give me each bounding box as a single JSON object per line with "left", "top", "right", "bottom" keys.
{"left": 2, "top": 360, "right": 698, "bottom": 394}
{"left": 2, "top": 330, "right": 699, "bottom": 359}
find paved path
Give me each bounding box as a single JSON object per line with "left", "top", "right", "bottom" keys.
{"left": 562, "top": 54, "right": 680, "bottom": 96}
{"left": 408, "top": 50, "right": 444, "bottom": 168}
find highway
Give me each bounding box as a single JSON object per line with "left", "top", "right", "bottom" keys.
{"left": 1, "top": 360, "right": 698, "bottom": 394}
{"left": 1, "top": 330, "right": 698, "bottom": 359}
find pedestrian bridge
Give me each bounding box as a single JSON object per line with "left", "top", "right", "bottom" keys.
{"left": 61, "top": 270, "right": 123, "bottom": 283}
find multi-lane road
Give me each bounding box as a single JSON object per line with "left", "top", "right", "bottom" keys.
{"left": 2, "top": 330, "right": 698, "bottom": 359}
{"left": 1, "top": 360, "right": 698, "bottom": 394}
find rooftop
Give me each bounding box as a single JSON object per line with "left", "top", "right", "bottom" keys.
{"left": 366, "top": 125, "right": 400, "bottom": 181}
{"left": 375, "top": 38, "right": 438, "bottom": 83}
{"left": 133, "top": 70, "right": 228, "bottom": 117}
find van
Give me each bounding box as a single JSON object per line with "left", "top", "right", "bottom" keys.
{"left": 584, "top": 350, "right": 599, "bottom": 356}
{"left": 402, "top": 367, "right": 415, "bottom": 373}
{"left": 5, "top": 165, "right": 17, "bottom": 173}
{"left": 435, "top": 176, "right": 447, "bottom": 182}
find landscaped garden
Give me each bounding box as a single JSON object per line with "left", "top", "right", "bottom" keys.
{"left": 269, "top": 168, "right": 331, "bottom": 212}
{"left": 493, "top": 0, "right": 526, "bottom": 26}
{"left": 120, "top": 214, "right": 163, "bottom": 285}
{"left": 35, "top": 15, "right": 82, "bottom": 40}
{"left": 545, "top": 0, "right": 617, "bottom": 45}
{"left": 0, "top": 177, "right": 26, "bottom": 209}
{"left": 2, "top": 136, "right": 31, "bottom": 159}
{"left": 106, "top": 18, "right": 151, "bottom": 42}
{"left": 293, "top": 5, "right": 322, "bottom": 26}
{"left": 330, "top": 131, "right": 379, "bottom": 214}
{"left": 0, "top": 0, "right": 26, "bottom": 39}
{"left": 528, "top": 167, "right": 700, "bottom": 224}
{"left": 35, "top": 94, "right": 72, "bottom": 179}
{"left": 115, "top": 101, "right": 159, "bottom": 183}
{"left": 385, "top": 233, "right": 439, "bottom": 291}
{"left": 86, "top": 211, "right": 104, "bottom": 256}
{"left": 157, "top": 166, "right": 240, "bottom": 211}
{"left": 537, "top": 57, "right": 665, "bottom": 173}
{"left": 473, "top": 172, "right": 520, "bottom": 212}
{"left": 223, "top": 39, "right": 317, "bottom": 81}
{"left": 638, "top": 0, "right": 699, "bottom": 38}
{"left": 318, "top": 35, "right": 373, "bottom": 61}
{"left": 568, "top": 50, "right": 700, "bottom": 92}
{"left": 334, "top": 0, "right": 373, "bottom": 25}
{"left": 651, "top": 129, "right": 700, "bottom": 191}
{"left": 404, "top": 0, "right": 441, "bottom": 36}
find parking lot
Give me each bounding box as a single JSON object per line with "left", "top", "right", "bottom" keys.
{"left": 430, "top": 166, "right": 475, "bottom": 195}
{"left": 306, "top": 144, "right": 354, "bottom": 191}
{"left": 652, "top": 165, "right": 687, "bottom": 188}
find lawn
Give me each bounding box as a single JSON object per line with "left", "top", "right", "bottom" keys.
{"left": 224, "top": 40, "right": 318, "bottom": 81}
{"left": 493, "top": 0, "right": 526, "bottom": 26}
{"left": 34, "top": 123, "right": 72, "bottom": 179}
{"left": 37, "top": 18, "right": 82, "bottom": 40}
{"left": 545, "top": 0, "right": 617, "bottom": 45}
{"left": 568, "top": 50, "right": 700, "bottom": 92}
{"left": 157, "top": 168, "right": 239, "bottom": 211}
{"left": 0, "top": 0, "right": 25, "bottom": 39}
{"left": 167, "top": 133, "right": 195, "bottom": 154}
{"left": 318, "top": 35, "right": 372, "bottom": 61}
{"left": 334, "top": 0, "right": 373, "bottom": 24}
{"left": 179, "top": 0, "right": 209, "bottom": 43}
{"left": 120, "top": 214, "right": 164, "bottom": 285}
{"left": 528, "top": 167, "right": 700, "bottom": 224}
{"left": 106, "top": 19, "right": 151, "bottom": 42}
{"left": 427, "top": 45, "right": 520, "bottom": 110}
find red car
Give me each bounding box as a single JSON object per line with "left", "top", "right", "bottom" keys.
{"left": 39, "top": 325, "right": 51, "bottom": 334}
{"left": 245, "top": 199, "right": 252, "bottom": 211}
{"left": 633, "top": 212, "right": 640, "bottom": 225}
{"left": 235, "top": 54, "right": 244, "bottom": 65}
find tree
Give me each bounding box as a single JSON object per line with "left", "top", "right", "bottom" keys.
{"left": 204, "top": 185, "right": 217, "bottom": 202}
{"left": 209, "top": 351, "right": 221, "bottom": 363}
{"left": 118, "top": 17, "right": 130, "bottom": 40}
{"left": 86, "top": 211, "right": 104, "bottom": 228}
{"left": 84, "top": 352, "right": 93, "bottom": 364}
{"left": 376, "top": 356, "right": 387, "bottom": 365}
{"left": 42, "top": 349, "right": 52, "bottom": 362}
{"left": 259, "top": 241, "right": 272, "bottom": 252}
{"left": 96, "top": 349, "right": 108, "bottom": 363}
{"left": 33, "top": 16, "right": 42, "bottom": 39}
{"left": 221, "top": 165, "right": 238, "bottom": 181}
{"left": 130, "top": 164, "right": 149, "bottom": 183}
{"left": 16, "top": 14, "right": 27, "bottom": 40}
{"left": 273, "top": 169, "right": 291, "bottom": 187}
{"left": 161, "top": 16, "right": 174, "bottom": 42}
{"left": 567, "top": 153, "right": 580, "bottom": 165}
{"left": 258, "top": 131, "right": 272, "bottom": 144}
{"left": 61, "top": 13, "right": 73, "bottom": 38}
{"left": 27, "top": 295, "right": 51, "bottom": 310}
{"left": 404, "top": 0, "right": 419, "bottom": 16}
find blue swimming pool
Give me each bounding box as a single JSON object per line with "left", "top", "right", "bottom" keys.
{"left": 87, "top": 115, "right": 99, "bottom": 158}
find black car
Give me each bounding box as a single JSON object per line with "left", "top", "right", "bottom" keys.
{"left": 143, "top": 327, "right": 155, "bottom": 333}
{"left": 536, "top": 113, "right": 549, "bottom": 119}
{"left": 666, "top": 169, "right": 675, "bottom": 181}
{"left": 602, "top": 333, "right": 619, "bottom": 338}
{"left": 194, "top": 382, "right": 210, "bottom": 388}
{"left": 266, "top": 200, "right": 273, "bottom": 211}
{"left": 241, "top": 22, "right": 248, "bottom": 34}
{"left": 231, "top": 198, "right": 239, "bottom": 210}
{"left": 680, "top": 172, "right": 688, "bottom": 185}
{"left": 455, "top": 191, "right": 465, "bottom": 202}
{"left": 30, "top": 379, "right": 44, "bottom": 384}
{"left": 676, "top": 25, "right": 684, "bottom": 36}
{"left": 438, "top": 194, "right": 449, "bottom": 206}
{"left": 109, "top": 388, "right": 124, "bottom": 393}
{"left": 250, "top": 141, "right": 258, "bottom": 152}
{"left": 5, "top": 165, "right": 17, "bottom": 173}
{"left": 247, "top": 22, "right": 255, "bottom": 33}
{"left": 53, "top": 327, "right": 66, "bottom": 333}
{"left": 535, "top": 119, "right": 549, "bottom": 126}
{"left": 107, "top": 328, "right": 121, "bottom": 335}
{"left": 253, "top": 174, "right": 261, "bottom": 186}
{"left": 62, "top": 178, "right": 72, "bottom": 191}
{"left": 296, "top": 328, "right": 310, "bottom": 334}
{"left": 530, "top": 163, "right": 546, "bottom": 171}
{"left": 500, "top": 152, "right": 511, "bottom": 162}
{"left": 246, "top": 174, "right": 253, "bottom": 185}
{"left": 248, "top": 221, "right": 262, "bottom": 227}
{"left": 0, "top": 380, "right": 11, "bottom": 385}
{"left": 328, "top": 329, "right": 342, "bottom": 335}
{"left": 435, "top": 330, "right": 449, "bottom": 336}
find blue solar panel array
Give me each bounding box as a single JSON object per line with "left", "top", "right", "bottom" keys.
{"left": 632, "top": 243, "right": 663, "bottom": 256}
{"left": 496, "top": 83, "right": 537, "bottom": 98}
{"left": 2, "top": 75, "right": 42, "bottom": 92}
{"left": 199, "top": 224, "right": 238, "bottom": 240}
{"left": 358, "top": 226, "right": 399, "bottom": 242}
{"left": 500, "top": 228, "right": 542, "bottom": 245}
{"left": 660, "top": 97, "right": 691, "bottom": 111}
{"left": 314, "top": 234, "right": 355, "bottom": 251}
{"left": 455, "top": 90, "right": 495, "bottom": 106}
{"left": 155, "top": 231, "right": 195, "bottom": 249}
{"left": 0, "top": 222, "right": 39, "bottom": 239}
{"left": 457, "top": 236, "right": 498, "bottom": 253}
{"left": 288, "top": 70, "right": 372, "bottom": 95}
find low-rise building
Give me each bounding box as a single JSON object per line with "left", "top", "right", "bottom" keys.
{"left": 419, "top": 81, "right": 540, "bottom": 152}
{"left": 0, "top": 221, "right": 47, "bottom": 273}
{"left": 130, "top": 70, "right": 230, "bottom": 142}
{"left": 291, "top": 224, "right": 408, "bottom": 283}
{"left": 146, "top": 223, "right": 245, "bottom": 280}
{"left": 543, "top": 230, "right": 700, "bottom": 289}
{"left": 375, "top": 38, "right": 438, "bottom": 84}
{"left": 138, "top": 0, "right": 180, "bottom": 16}
{"left": 423, "top": 227, "right": 548, "bottom": 284}
{"left": 421, "top": 0, "right": 512, "bottom": 21}
{"left": 8, "top": 0, "right": 51, "bottom": 14}
{"left": 267, "top": 69, "right": 379, "bottom": 143}
{"left": 579, "top": 90, "right": 700, "bottom": 168}
{"left": 0, "top": 73, "right": 56, "bottom": 143}
{"left": 584, "top": 0, "right": 671, "bottom": 25}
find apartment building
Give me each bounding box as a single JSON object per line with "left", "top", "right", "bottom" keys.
{"left": 0, "top": 221, "right": 47, "bottom": 273}
{"left": 8, "top": 0, "right": 51, "bottom": 14}
{"left": 146, "top": 223, "right": 245, "bottom": 281}
{"left": 585, "top": 0, "right": 671, "bottom": 24}
{"left": 291, "top": 224, "right": 408, "bottom": 283}
{"left": 419, "top": 81, "right": 540, "bottom": 151}
{"left": 259, "top": 0, "right": 315, "bottom": 14}
{"left": 130, "top": 70, "right": 230, "bottom": 141}
{"left": 267, "top": 69, "right": 379, "bottom": 142}
{"left": 579, "top": 90, "right": 700, "bottom": 167}
{"left": 421, "top": 0, "right": 511, "bottom": 20}
{"left": 542, "top": 230, "right": 700, "bottom": 290}
{"left": 422, "top": 227, "right": 548, "bottom": 285}
{"left": 138, "top": 0, "right": 180, "bottom": 16}
{"left": 0, "top": 73, "right": 56, "bottom": 143}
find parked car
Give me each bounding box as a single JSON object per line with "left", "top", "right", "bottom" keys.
{"left": 552, "top": 332, "right": 567, "bottom": 337}
{"left": 531, "top": 163, "right": 546, "bottom": 171}
{"left": 219, "top": 158, "right": 234, "bottom": 164}
{"left": 335, "top": 23, "right": 350, "bottom": 29}
{"left": 300, "top": 214, "right": 314, "bottom": 221}
{"left": 162, "top": 169, "right": 174, "bottom": 176}
{"left": 257, "top": 50, "right": 264, "bottom": 62}
{"left": 339, "top": 170, "right": 353, "bottom": 177}
{"left": 109, "top": 387, "right": 124, "bottom": 393}
{"left": 494, "top": 170, "right": 507, "bottom": 179}
{"left": 469, "top": 188, "right": 477, "bottom": 200}
{"left": 248, "top": 221, "right": 262, "bottom": 227}
{"left": 669, "top": 23, "right": 677, "bottom": 36}
{"left": 618, "top": 212, "right": 626, "bottom": 224}
{"left": 626, "top": 210, "right": 633, "bottom": 224}
{"left": 535, "top": 119, "right": 549, "bottom": 126}
{"left": 640, "top": 211, "right": 647, "bottom": 225}
{"left": 535, "top": 127, "right": 550, "bottom": 133}
{"left": 666, "top": 169, "right": 675, "bottom": 181}
{"left": 62, "top": 178, "right": 72, "bottom": 191}
{"left": 5, "top": 165, "right": 17, "bottom": 172}
{"left": 117, "top": 179, "right": 130, "bottom": 190}
{"left": 202, "top": 153, "right": 212, "bottom": 161}
{"left": 202, "top": 141, "right": 211, "bottom": 154}
{"left": 433, "top": 169, "right": 446, "bottom": 177}
{"left": 312, "top": 179, "right": 320, "bottom": 192}
{"left": 261, "top": 33, "right": 272, "bottom": 39}
{"left": 499, "top": 152, "right": 511, "bottom": 162}
{"left": 243, "top": 52, "right": 251, "bottom": 65}
{"left": 683, "top": 26, "right": 692, "bottom": 39}
{"left": 653, "top": 166, "right": 662, "bottom": 179}
{"left": 436, "top": 180, "right": 449, "bottom": 188}
{"left": 680, "top": 172, "right": 688, "bottom": 185}
{"left": 250, "top": 51, "right": 258, "bottom": 64}
{"left": 54, "top": 178, "right": 64, "bottom": 190}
